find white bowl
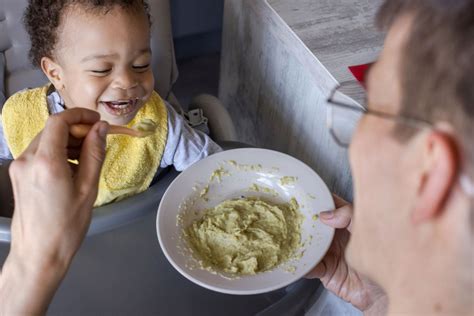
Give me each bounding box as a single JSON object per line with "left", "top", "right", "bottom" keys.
{"left": 156, "top": 148, "right": 335, "bottom": 295}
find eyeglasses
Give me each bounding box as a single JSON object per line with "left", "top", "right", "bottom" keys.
{"left": 325, "top": 81, "right": 474, "bottom": 197}
{"left": 326, "top": 81, "right": 432, "bottom": 148}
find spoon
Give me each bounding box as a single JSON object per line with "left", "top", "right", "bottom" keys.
{"left": 70, "top": 118, "right": 157, "bottom": 138}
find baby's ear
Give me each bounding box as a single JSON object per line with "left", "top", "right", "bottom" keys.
{"left": 41, "top": 57, "right": 64, "bottom": 90}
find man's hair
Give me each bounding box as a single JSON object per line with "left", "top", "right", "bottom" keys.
{"left": 23, "top": 0, "right": 151, "bottom": 68}
{"left": 376, "top": 0, "right": 474, "bottom": 178}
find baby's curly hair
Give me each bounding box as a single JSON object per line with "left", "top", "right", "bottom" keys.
{"left": 23, "top": 0, "right": 151, "bottom": 67}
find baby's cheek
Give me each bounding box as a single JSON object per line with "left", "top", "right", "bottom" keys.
{"left": 76, "top": 85, "right": 103, "bottom": 110}
{"left": 143, "top": 72, "right": 155, "bottom": 93}
{"left": 69, "top": 96, "right": 99, "bottom": 111}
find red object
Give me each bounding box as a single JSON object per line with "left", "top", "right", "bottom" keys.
{"left": 348, "top": 63, "right": 374, "bottom": 88}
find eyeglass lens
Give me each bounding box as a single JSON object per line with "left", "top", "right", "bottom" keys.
{"left": 328, "top": 104, "right": 364, "bottom": 146}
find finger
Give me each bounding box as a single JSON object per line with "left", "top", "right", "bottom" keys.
{"left": 319, "top": 203, "right": 353, "bottom": 232}
{"left": 305, "top": 261, "right": 327, "bottom": 279}
{"left": 15, "top": 130, "right": 43, "bottom": 159}
{"left": 58, "top": 107, "right": 101, "bottom": 126}
{"left": 75, "top": 121, "right": 108, "bottom": 200}
{"left": 37, "top": 109, "right": 101, "bottom": 158}
{"left": 332, "top": 193, "right": 349, "bottom": 208}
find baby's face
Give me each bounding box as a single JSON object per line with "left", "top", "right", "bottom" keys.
{"left": 50, "top": 5, "right": 154, "bottom": 125}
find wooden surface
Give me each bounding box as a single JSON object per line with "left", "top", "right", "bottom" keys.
{"left": 219, "top": 0, "right": 384, "bottom": 200}
{"left": 268, "top": 0, "right": 384, "bottom": 104}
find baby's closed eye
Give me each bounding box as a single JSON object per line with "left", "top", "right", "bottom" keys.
{"left": 90, "top": 69, "right": 111, "bottom": 75}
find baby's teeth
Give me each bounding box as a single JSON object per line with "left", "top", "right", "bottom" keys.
{"left": 110, "top": 101, "right": 131, "bottom": 109}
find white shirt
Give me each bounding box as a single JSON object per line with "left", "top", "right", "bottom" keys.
{"left": 0, "top": 91, "right": 221, "bottom": 171}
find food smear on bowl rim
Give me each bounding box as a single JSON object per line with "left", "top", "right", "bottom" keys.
{"left": 247, "top": 183, "right": 279, "bottom": 197}
{"left": 279, "top": 176, "right": 298, "bottom": 186}
{"left": 209, "top": 166, "right": 230, "bottom": 183}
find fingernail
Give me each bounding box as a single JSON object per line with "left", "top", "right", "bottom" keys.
{"left": 98, "top": 121, "right": 108, "bottom": 140}
{"left": 319, "top": 210, "right": 334, "bottom": 220}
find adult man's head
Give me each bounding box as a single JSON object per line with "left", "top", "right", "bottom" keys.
{"left": 346, "top": 0, "right": 473, "bottom": 313}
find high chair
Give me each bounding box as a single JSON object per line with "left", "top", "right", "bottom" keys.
{"left": 0, "top": 0, "right": 237, "bottom": 240}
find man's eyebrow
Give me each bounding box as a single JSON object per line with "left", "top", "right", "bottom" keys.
{"left": 80, "top": 49, "right": 151, "bottom": 63}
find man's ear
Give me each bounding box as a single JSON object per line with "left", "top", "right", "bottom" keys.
{"left": 412, "top": 131, "right": 459, "bottom": 224}
{"left": 40, "top": 57, "right": 64, "bottom": 90}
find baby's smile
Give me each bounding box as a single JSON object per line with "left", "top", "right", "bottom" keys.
{"left": 100, "top": 98, "right": 141, "bottom": 116}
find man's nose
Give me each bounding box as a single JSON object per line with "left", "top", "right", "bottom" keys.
{"left": 112, "top": 69, "right": 138, "bottom": 90}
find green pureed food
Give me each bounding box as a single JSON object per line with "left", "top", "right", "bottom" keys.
{"left": 184, "top": 197, "right": 303, "bottom": 275}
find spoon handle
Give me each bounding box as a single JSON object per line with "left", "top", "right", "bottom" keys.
{"left": 70, "top": 124, "right": 142, "bottom": 138}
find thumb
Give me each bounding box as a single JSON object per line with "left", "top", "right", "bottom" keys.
{"left": 319, "top": 203, "right": 353, "bottom": 232}
{"left": 75, "top": 121, "right": 108, "bottom": 200}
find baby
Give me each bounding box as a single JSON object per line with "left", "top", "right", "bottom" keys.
{"left": 0, "top": 0, "right": 221, "bottom": 206}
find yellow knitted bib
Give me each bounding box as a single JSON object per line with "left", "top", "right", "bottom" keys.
{"left": 1, "top": 85, "right": 168, "bottom": 207}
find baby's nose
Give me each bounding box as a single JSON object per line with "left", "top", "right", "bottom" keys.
{"left": 113, "top": 70, "right": 138, "bottom": 90}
